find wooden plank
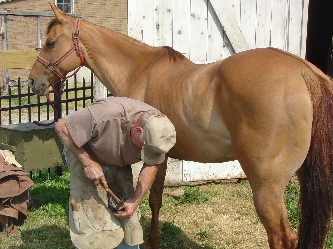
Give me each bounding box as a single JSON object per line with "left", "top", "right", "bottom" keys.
{"left": 127, "top": 0, "right": 144, "bottom": 41}
{"left": 271, "top": 0, "right": 288, "bottom": 50}
{"left": 128, "top": 0, "right": 155, "bottom": 45}
{"left": 172, "top": 0, "right": 191, "bottom": 58}
{"left": 240, "top": 0, "right": 256, "bottom": 49}
{"left": 207, "top": 1, "right": 231, "bottom": 62}
{"left": 132, "top": 158, "right": 184, "bottom": 186}
{"left": 227, "top": 0, "right": 241, "bottom": 27}
{"left": 190, "top": 0, "right": 208, "bottom": 63}
{"left": 255, "top": 0, "right": 273, "bottom": 48}
{"left": 154, "top": 0, "right": 173, "bottom": 47}
{"left": 218, "top": 0, "right": 242, "bottom": 57}
{"left": 0, "top": 50, "right": 38, "bottom": 69}
{"left": 182, "top": 160, "right": 245, "bottom": 182}
{"left": 288, "top": 0, "right": 303, "bottom": 56}
{"left": 300, "top": 0, "right": 309, "bottom": 58}
{"left": 209, "top": 0, "right": 249, "bottom": 53}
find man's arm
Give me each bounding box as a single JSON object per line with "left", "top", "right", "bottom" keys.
{"left": 114, "top": 163, "right": 158, "bottom": 219}
{"left": 55, "top": 118, "right": 108, "bottom": 188}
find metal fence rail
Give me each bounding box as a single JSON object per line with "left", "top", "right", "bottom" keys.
{"left": 0, "top": 73, "right": 94, "bottom": 177}
{"left": 0, "top": 78, "right": 52, "bottom": 125}
{"left": 0, "top": 74, "right": 94, "bottom": 125}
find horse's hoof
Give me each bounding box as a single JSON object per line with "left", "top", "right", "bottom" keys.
{"left": 141, "top": 241, "right": 152, "bottom": 249}
{"left": 141, "top": 240, "right": 159, "bottom": 249}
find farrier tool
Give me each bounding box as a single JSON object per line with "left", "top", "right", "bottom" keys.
{"left": 105, "top": 187, "right": 125, "bottom": 213}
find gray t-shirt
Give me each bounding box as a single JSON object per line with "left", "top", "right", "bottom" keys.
{"left": 64, "top": 97, "right": 160, "bottom": 166}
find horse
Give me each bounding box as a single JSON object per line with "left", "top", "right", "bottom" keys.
{"left": 28, "top": 4, "right": 333, "bottom": 249}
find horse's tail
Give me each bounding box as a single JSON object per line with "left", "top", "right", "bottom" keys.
{"left": 297, "top": 68, "right": 333, "bottom": 249}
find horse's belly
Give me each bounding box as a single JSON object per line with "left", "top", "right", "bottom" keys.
{"left": 169, "top": 126, "right": 235, "bottom": 163}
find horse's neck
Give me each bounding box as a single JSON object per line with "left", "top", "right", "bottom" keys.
{"left": 81, "top": 22, "right": 161, "bottom": 96}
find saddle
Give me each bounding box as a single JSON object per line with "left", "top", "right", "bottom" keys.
{"left": 0, "top": 150, "right": 33, "bottom": 236}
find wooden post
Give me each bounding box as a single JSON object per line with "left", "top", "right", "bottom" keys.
{"left": 93, "top": 75, "right": 107, "bottom": 101}
{"left": 36, "top": 16, "right": 42, "bottom": 49}
{"left": 1, "top": 15, "right": 9, "bottom": 91}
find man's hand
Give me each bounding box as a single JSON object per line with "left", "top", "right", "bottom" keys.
{"left": 113, "top": 200, "right": 138, "bottom": 219}
{"left": 114, "top": 163, "right": 158, "bottom": 219}
{"left": 83, "top": 161, "right": 108, "bottom": 189}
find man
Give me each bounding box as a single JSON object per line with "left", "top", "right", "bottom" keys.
{"left": 55, "top": 96, "right": 176, "bottom": 249}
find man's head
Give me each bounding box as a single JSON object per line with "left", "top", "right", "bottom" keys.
{"left": 131, "top": 111, "right": 176, "bottom": 165}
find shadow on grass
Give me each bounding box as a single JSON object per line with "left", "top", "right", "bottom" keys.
{"left": 140, "top": 216, "right": 213, "bottom": 249}
{"left": 9, "top": 225, "right": 72, "bottom": 249}
{"left": 28, "top": 170, "right": 70, "bottom": 210}
{"left": 25, "top": 173, "right": 208, "bottom": 249}
{"left": 15, "top": 215, "right": 209, "bottom": 249}
{"left": 28, "top": 183, "right": 70, "bottom": 211}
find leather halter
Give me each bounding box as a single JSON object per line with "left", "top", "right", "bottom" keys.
{"left": 36, "top": 19, "right": 85, "bottom": 82}
{"left": 33, "top": 19, "right": 84, "bottom": 127}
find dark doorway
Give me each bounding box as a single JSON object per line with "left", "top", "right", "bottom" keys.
{"left": 306, "top": 0, "right": 333, "bottom": 76}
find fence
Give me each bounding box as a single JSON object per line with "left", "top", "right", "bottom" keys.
{"left": 0, "top": 73, "right": 95, "bottom": 177}
{"left": 0, "top": 75, "right": 94, "bottom": 124}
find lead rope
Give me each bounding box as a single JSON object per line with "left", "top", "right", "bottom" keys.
{"left": 33, "top": 84, "right": 63, "bottom": 126}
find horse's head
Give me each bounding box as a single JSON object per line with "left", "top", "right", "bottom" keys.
{"left": 28, "top": 4, "right": 85, "bottom": 95}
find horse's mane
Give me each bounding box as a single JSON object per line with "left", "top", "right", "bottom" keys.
{"left": 162, "top": 46, "right": 185, "bottom": 62}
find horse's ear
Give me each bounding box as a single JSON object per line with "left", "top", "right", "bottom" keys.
{"left": 49, "top": 3, "right": 67, "bottom": 23}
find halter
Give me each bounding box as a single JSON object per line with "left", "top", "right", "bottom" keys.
{"left": 33, "top": 19, "right": 85, "bottom": 127}
{"left": 36, "top": 19, "right": 85, "bottom": 82}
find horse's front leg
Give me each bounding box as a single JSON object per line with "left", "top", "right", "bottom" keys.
{"left": 143, "top": 158, "right": 168, "bottom": 249}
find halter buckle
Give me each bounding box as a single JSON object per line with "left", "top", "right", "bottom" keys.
{"left": 72, "top": 28, "right": 80, "bottom": 39}
{"left": 47, "top": 62, "right": 57, "bottom": 73}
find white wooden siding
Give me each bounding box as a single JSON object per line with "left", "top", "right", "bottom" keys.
{"left": 128, "top": 0, "right": 309, "bottom": 62}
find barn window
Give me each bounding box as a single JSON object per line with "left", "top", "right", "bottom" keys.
{"left": 55, "top": 0, "right": 74, "bottom": 14}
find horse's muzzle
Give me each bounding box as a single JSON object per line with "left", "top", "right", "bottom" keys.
{"left": 26, "top": 79, "right": 34, "bottom": 88}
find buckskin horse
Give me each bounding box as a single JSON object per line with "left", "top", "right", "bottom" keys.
{"left": 28, "top": 4, "right": 333, "bottom": 249}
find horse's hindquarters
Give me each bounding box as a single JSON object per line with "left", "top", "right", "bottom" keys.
{"left": 216, "top": 48, "right": 314, "bottom": 248}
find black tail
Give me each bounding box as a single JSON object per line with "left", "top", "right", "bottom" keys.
{"left": 297, "top": 70, "right": 333, "bottom": 249}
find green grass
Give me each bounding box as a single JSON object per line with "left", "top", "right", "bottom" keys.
{"left": 176, "top": 186, "right": 210, "bottom": 204}
{"left": 1, "top": 170, "right": 333, "bottom": 248}
{"left": 284, "top": 182, "right": 300, "bottom": 229}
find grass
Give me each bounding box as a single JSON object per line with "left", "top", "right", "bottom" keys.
{"left": 1, "top": 169, "right": 333, "bottom": 249}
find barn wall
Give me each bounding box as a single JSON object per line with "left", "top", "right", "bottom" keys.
{"left": 0, "top": 0, "right": 127, "bottom": 83}
{"left": 128, "top": 0, "right": 309, "bottom": 63}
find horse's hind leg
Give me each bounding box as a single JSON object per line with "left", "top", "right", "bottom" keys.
{"left": 227, "top": 111, "right": 311, "bottom": 248}
{"left": 251, "top": 178, "right": 296, "bottom": 249}
{"left": 236, "top": 143, "right": 309, "bottom": 249}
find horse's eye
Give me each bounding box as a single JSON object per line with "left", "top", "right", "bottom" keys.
{"left": 46, "top": 40, "right": 55, "bottom": 48}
